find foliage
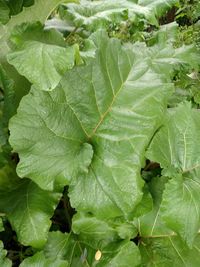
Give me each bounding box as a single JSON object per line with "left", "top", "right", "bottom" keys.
{"left": 0, "top": 0, "right": 200, "bottom": 266}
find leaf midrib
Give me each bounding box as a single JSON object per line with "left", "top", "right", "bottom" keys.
{"left": 87, "top": 53, "right": 133, "bottom": 139}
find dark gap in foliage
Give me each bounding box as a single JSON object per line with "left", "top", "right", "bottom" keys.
{"left": 141, "top": 160, "right": 161, "bottom": 182}
{"left": 11, "top": 153, "right": 19, "bottom": 165}
{"left": 131, "top": 234, "right": 140, "bottom": 246}
{"left": 0, "top": 88, "right": 4, "bottom": 102}
{"left": 0, "top": 219, "right": 34, "bottom": 266}
{"left": 159, "top": 7, "right": 177, "bottom": 25}
{"left": 50, "top": 186, "right": 76, "bottom": 233}
{"left": 176, "top": 0, "right": 200, "bottom": 26}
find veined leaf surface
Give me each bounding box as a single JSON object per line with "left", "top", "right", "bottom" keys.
{"left": 147, "top": 102, "right": 200, "bottom": 247}
{"left": 9, "top": 31, "right": 172, "bottom": 219}
{"left": 62, "top": 0, "right": 178, "bottom": 30}
{"left": 44, "top": 231, "right": 141, "bottom": 267}
{"left": 7, "top": 42, "right": 78, "bottom": 91}
{"left": 0, "top": 165, "right": 61, "bottom": 248}
{"left": 139, "top": 235, "right": 200, "bottom": 267}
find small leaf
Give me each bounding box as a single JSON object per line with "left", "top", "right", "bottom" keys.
{"left": 0, "top": 241, "right": 12, "bottom": 267}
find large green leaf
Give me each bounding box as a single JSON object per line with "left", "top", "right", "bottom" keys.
{"left": 0, "top": 165, "right": 61, "bottom": 248}
{"left": 6, "top": 0, "right": 79, "bottom": 33}
{"left": 0, "top": 241, "right": 12, "bottom": 267}
{"left": 9, "top": 32, "right": 172, "bottom": 220}
{"left": 20, "top": 251, "right": 68, "bottom": 267}
{"left": 7, "top": 41, "right": 78, "bottom": 91}
{"left": 146, "top": 102, "right": 200, "bottom": 247}
{"left": 44, "top": 231, "right": 141, "bottom": 267}
{"left": 0, "top": 0, "right": 78, "bottom": 65}
{"left": 61, "top": 0, "right": 178, "bottom": 31}
{"left": 7, "top": 22, "right": 79, "bottom": 91}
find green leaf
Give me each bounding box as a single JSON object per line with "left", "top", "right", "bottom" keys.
{"left": 9, "top": 87, "right": 94, "bottom": 190}
{"left": 20, "top": 251, "right": 69, "bottom": 267}
{"left": 9, "top": 22, "right": 66, "bottom": 48}
{"left": 6, "top": 0, "right": 79, "bottom": 33}
{"left": 61, "top": 0, "right": 178, "bottom": 30}
{"left": 162, "top": 174, "right": 200, "bottom": 248}
{"left": 146, "top": 102, "right": 200, "bottom": 247}
{"left": 7, "top": 22, "right": 79, "bottom": 91}
{"left": 9, "top": 32, "right": 172, "bottom": 220}
{"left": 0, "top": 0, "right": 10, "bottom": 24}
{"left": 44, "top": 231, "right": 141, "bottom": 267}
{"left": 97, "top": 241, "right": 141, "bottom": 267}
{"left": 147, "top": 102, "right": 200, "bottom": 175}
{"left": 0, "top": 165, "right": 61, "bottom": 248}
{"left": 138, "top": 0, "right": 179, "bottom": 18}
{"left": 8, "top": 41, "right": 78, "bottom": 91}
{"left": 0, "top": 0, "right": 78, "bottom": 64}
{"left": 61, "top": 0, "right": 178, "bottom": 31}
{"left": 139, "top": 234, "right": 200, "bottom": 267}
{"left": 44, "top": 231, "right": 98, "bottom": 266}
{"left": 72, "top": 212, "right": 138, "bottom": 245}
{"left": 6, "top": 0, "right": 34, "bottom": 16}
{"left": 139, "top": 163, "right": 200, "bottom": 267}
{"left": 44, "top": 232, "right": 74, "bottom": 261}
{"left": 130, "top": 41, "right": 199, "bottom": 79}
{"left": 0, "top": 241, "right": 12, "bottom": 267}
{"left": 0, "top": 218, "right": 4, "bottom": 232}
{"left": 137, "top": 176, "right": 172, "bottom": 237}
{"left": 0, "top": 64, "right": 15, "bottom": 147}
{"left": 45, "top": 18, "right": 75, "bottom": 33}
{"left": 72, "top": 213, "right": 119, "bottom": 245}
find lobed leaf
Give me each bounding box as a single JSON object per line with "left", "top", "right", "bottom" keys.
{"left": 147, "top": 102, "right": 200, "bottom": 247}
{"left": 7, "top": 42, "right": 78, "bottom": 91}
{"left": 0, "top": 241, "right": 12, "bottom": 267}
{"left": 9, "top": 32, "right": 172, "bottom": 220}
{"left": 0, "top": 165, "right": 61, "bottom": 248}
{"left": 6, "top": 0, "right": 79, "bottom": 33}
